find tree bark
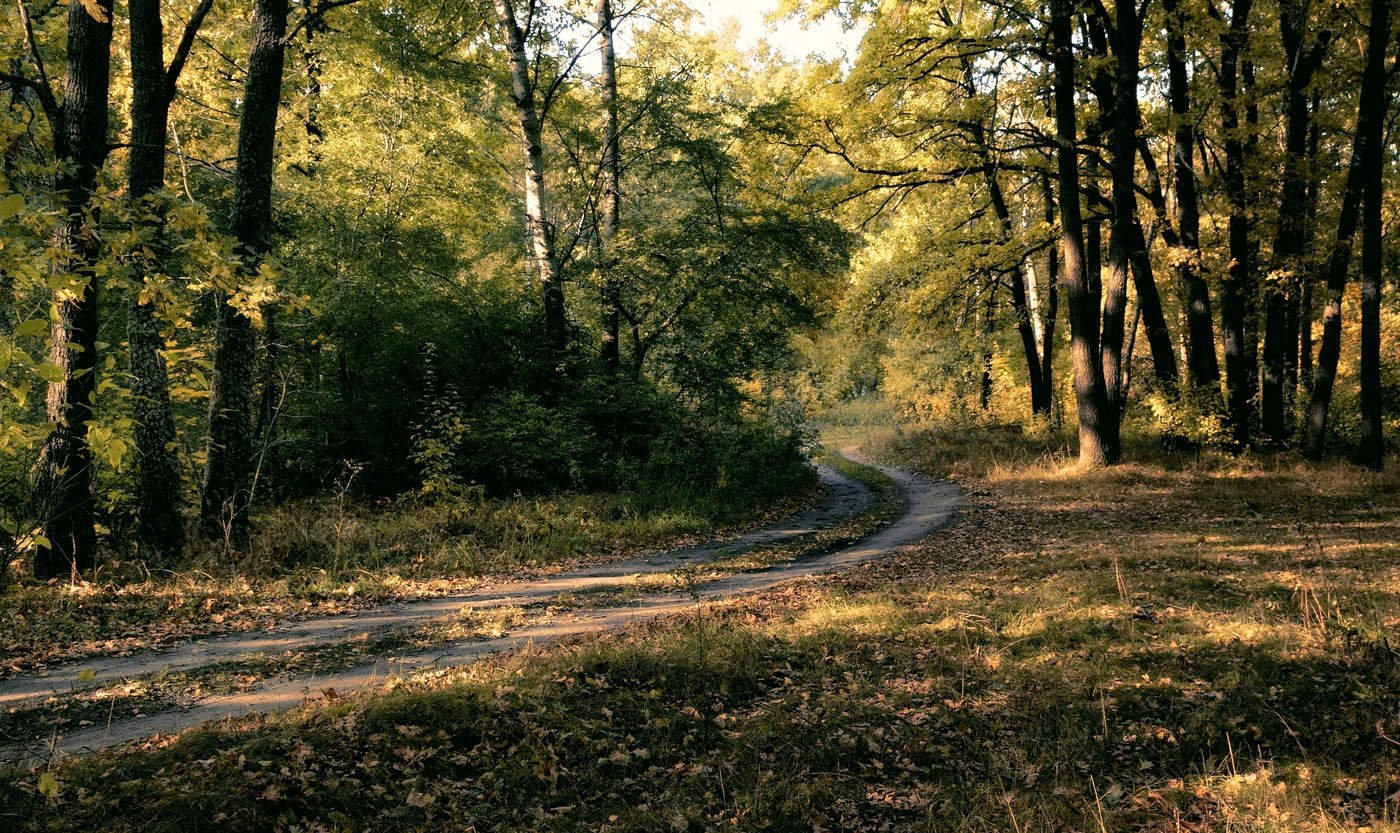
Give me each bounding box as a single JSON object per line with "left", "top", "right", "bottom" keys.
{"left": 1304, "top": 0, "right": 1387, "bottom": 458}
{"left": 1356, "top": 0, "right": 1391, "bottom": 468}
{"left": 1163, "top": 0, "right": 1220, "bottom": 393}
{"left": 1262, "top": 1, "right": 1329, "bottom": 445}
{"left": 33, "top": 0, "right": 114, "bottom": 579}
{"left": 202, "top": 0, "right": 288, "bottom": 546}
{"left": 1051, "top": 0, "right": 1115, "bottom": 466}
{"left": 493, "top": 0, "right": 567, "bottom": 357}
{"left": 597, "top": 0, "right": 621, "bottom": 370}
{"left": 1107, "top": 0, "right": 1177, "bottom": 396}
{"left": 126, "top": 0, "right": 210, "bottom": 562}
{"left": 1216, "top": 0, "right": 1256, "bottom": 447}
{"left": 1038, "top": 172, "right": 1060, "bottom": 417}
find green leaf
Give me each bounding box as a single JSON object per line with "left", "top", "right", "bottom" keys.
{"left": 12, "top": 319, "right": 47, "bottom": 339}
{"left": 34, "top": 363, "right": 64, "bottom": 383}
{"left": 0, "top": 193, "right": 23, "bottom": 221}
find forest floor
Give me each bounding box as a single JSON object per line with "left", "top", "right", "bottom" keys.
{"left": 0, "top": 452, "right": 952, "bottom": 764}
{"left": 4, "top": 427, "right": 1399, "bottom": 832}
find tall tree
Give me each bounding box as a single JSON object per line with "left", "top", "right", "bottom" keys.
{"left": 1051, "top": 0, "right": 1116, "bottom": 465}
{"left": 17, "top": 0, "right": 116, "bottom": 578}
{"left": 1105, "top": 0, "right": 1178, "bottom": 400}
{"left": 1355, "top": 0, "right": 1391, "bottom": 469}
{"left": 202, "top": 0, "right": 289, "bottom": 546}
{"left": 597, "top": 0, "right": 621, "bottom": 371}
{"left": 1162, "top": 0, "right": 1219, "bottom": 393}
{"left": 1215, "top": 0, "right": 1256, "bottom": 446}
{"left": 127, "top": 0, "right": 214, "bottom": 561}
{"left": 1260, "top": 0, "right": 1329, "bottom": 445}
{"left": 493, "top": 0, "right": 568, "bottom": 357}
{"left": 1304, "top": 0, "right": 1387, "bottom": 458}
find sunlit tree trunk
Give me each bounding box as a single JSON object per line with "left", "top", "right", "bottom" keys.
{"left": 597, "top": 0, "right": 621, "bottom": 371}
{"left": 203, "top": 0, "right": 288, "bottom": 546}
{"left": 493, "top": 0, "right": 567, "bottom": 357}
{"left": 33, "top": 0, "right": 114, "bottom": 579}
{"left": 1051, "top": 0, "right": 1115, "bottom": 466}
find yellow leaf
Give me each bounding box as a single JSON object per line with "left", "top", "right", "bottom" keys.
{"left": 76, "top": 0, "right": 109, "bottom": 23}
{"left": 36, "top": 772, "right": 59, "bottom": 800}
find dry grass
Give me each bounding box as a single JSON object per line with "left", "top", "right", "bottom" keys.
{"left": 4, "top": 428, "right": 1398, "bottom": 831}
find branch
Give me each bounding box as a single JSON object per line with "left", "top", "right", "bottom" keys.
{"left": 14, "top": 0, "right": 60, "bottom": 127}
{"left": 282, "top": 0, "right": 363, "bottom": 45}
{"left": 165, "top": 0, "right": 217, "bottom": 97}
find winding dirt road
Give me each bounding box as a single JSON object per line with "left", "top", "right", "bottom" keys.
{"left": 0, "top": 454, "right": 958, "bottom": 767}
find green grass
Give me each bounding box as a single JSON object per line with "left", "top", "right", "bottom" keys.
{"left": 5, "top": 430, "right": 1398, "bottom": 831}
{"left": 0, "top": 480, "right": 820, "bottom": 676}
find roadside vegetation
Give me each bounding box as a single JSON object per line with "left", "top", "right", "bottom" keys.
{"left": 7, "top": 422, "right": 1395, "bottom": 832}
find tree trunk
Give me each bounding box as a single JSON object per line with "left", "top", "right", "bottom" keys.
{"left": 1262, "top": 1, "right": 1329, "bottom": 445}
{"left": 970, "top": 92, "right": 1046, "bottom": 418}
{"left": 1163, "top": 0, "right": 1220, "bottom": 393}
{"left": 127, "top": 0, "right": 209, "bottom": 562}
{"left": 202, "top": 0, "right": 289, "bottom": 546}
{"left": 1107, "top": 0, "right": 1177, "bottom": 394}
{"left": 1303, "top": 0, "right": 1386, "bottom": 458}
{"left": 1216, "top": 0, "right": 1256, "bottom": 447}
{"left": 597, "top": 0, "right": 621, "bottom": 370}
{"left": 1051, "top": 0, "right": 1115, "bottom": 466}
{"left": 493, "top": 0, "right": 567, "bottom": 356}
{"left": 1038, "top": 172, "right": 1060, "bottom": 417}
{"left": 1356, "top": 0, "right": 1390, "bottom": 468}
{"left": 33, "top": 0, "right": 114, "bottom": 579}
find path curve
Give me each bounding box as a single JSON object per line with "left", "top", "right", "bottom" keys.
{"left": 0, "top": 455, "right": 958, "bottom": 766}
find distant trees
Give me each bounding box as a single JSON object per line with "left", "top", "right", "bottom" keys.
{"left": 782, "top": 0, "right": 1397, "bottom": 467}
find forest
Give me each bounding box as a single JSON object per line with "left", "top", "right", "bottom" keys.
{"left": 0, "top": 0, "right": 1397, "bottom": 828}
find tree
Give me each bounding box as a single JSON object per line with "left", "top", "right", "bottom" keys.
{"left": 127, "top": 0, "right": 214, "bottom": 560}
{"left": 492, "top": 0, "right": 569, "bottom": 358}
{"left": 14, "top": 0, "right": 116, "bottom": 578}
{"left": 202, "top": 0, "right": 289, "bottom": 546}
{"left": 1051, "top": 0, "right": 1116, "bottom": 465}
{"left": 1354, "top": 0, "right": 1390, "bottom": 468}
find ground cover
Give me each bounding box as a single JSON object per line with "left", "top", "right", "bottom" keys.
{"left": 1, "top": 481, "right": 822, "bottom": 677}
{"left": 5, "top": 428, "right": 1397, "bottom": 832}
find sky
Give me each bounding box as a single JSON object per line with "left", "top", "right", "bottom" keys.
{"left": 692, "top": 0, "right": 863, "bottom": 61}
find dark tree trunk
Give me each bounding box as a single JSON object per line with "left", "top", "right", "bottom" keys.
{"left": 969, "top": 87, "right": 1046, "bottom": 418}
{"left": 1262, "top": 1, "right": 1329, "bottom": 445}
{"left": 981, "top": 282, "right": 996, "bottom": 410}
{"left": 202, "top": 0, "right": 289, "bottom": 546}
{"left": 126, "top": 0, "right": 210, "bottom": 562}
{"left": 1304, "top": 0, "right": 1387, "bottom": 458}
{"left": 33, "top": 0, "right": 114, "bottom": 579}
{"left": 1216, "top": 0, "right": 1256, "bottom": 447}
{"left": 1107, "top": 0, "right": 1177, "bottom": 395}
{"left": 1051, "top": 0, "right": 1116, "bottom": 465}
{"left": 597, "top": 0, "right": 621, "bottom": 371}
{"left": 1356, "top": 0, "right": 1391, "bottom": 468}
{"left": 1163, "top": 0, "right": 1220, "bottom": 393}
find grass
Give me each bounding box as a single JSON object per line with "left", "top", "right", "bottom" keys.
{"left": 0, "top": 479, "right": 821, "bottom": 675}
{"left": 4, "top": 426, "right": 1399, "bottom": 831}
